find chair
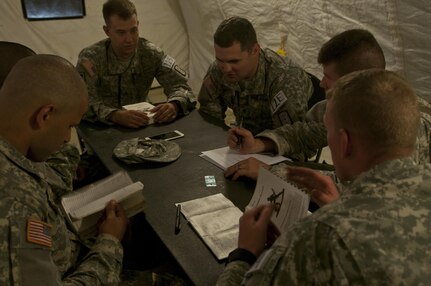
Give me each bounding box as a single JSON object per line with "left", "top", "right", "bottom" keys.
{"left": 0, "top": 41, "right": 36, "bottom": 87}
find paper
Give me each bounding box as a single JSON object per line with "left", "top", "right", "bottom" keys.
{"left": 248, "top": 167, "right": 310, "bottom": 232}
{"left": 123, "top": 102, "right": 156, "bottom": 124}
{"left": 179, "top": 193, "right": 242, "bottom": 260}
{"left": 200, "top": 146, "right": 289, "bottom": 170}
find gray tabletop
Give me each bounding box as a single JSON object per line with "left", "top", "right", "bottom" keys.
{"left": 77, "top": 110, "right": 258, "bottom": 285}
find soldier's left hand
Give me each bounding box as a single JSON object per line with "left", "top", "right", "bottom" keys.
{"left": 224, "top": 157, "right": 270, "bottom": 181}
{"left": 152, "top": 102, "right": 177, "bottom": 123}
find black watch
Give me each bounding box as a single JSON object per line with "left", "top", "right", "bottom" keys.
{"left": 226, "top": 248, "right": 257, "bottom": 266}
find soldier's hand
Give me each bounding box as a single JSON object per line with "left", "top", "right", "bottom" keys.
{"left": 109, "top": 110, "right": 149, "bottom": 128}
{"left": 238, "top": 204, "right": 275, "bottom": 257}
{"left": 227, "top": 127, "right": 256, "bottom": 153}
{"left": 151, "top": 102, "right": 177, "bottom": 123}
{"left": 286, "top": 166, "right": 339, "bottom": 207}
{"left": 99, "top": 200, "right": 129, "bottom": 241}
{"left": 224, "top": 157, "right": 270, "bottom": 181}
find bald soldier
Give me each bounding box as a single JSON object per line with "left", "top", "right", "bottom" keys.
{"left": 0, "top": 55, "right": 128, "bottom": 284}
{"left": 77, "top": 0, "right": 196, "bottom": 128}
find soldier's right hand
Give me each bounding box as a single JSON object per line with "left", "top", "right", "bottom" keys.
{"left": 109, "top": 109, "right": 149, "bottom": 128}
{"left": 99, "top": 200, "right": 129, "bottom": 241}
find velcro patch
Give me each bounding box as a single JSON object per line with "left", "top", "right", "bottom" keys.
{"left": 174, "top": 65, "right": 187, "bottom": 77}
{"left": 270, "top": 90, "right": 288, "bottom": 114}
{"left": 81, "top": 58, "right": 96, "bottom": 78}
{"left": 27, "top": 218, "right": 52, "bottom": 248}
{"left": 162, "top": 55, "right": 175, "bottom": 69}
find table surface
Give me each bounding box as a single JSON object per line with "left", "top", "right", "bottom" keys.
{"left": 77, "top": 110, "right": 257, "bottom": 286}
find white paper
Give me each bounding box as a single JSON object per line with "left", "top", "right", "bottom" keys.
{"left": 248, "top": 167, "right": 310, "bottom": 232}
{"left": 200, "top": 146, "right": 289, "bottom": 170}
{"left": 179, "top": 193, "right": 242, "bottom": 260}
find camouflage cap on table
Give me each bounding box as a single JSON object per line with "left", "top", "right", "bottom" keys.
{"left": 113, "top": 137, "right": 181, "bottom": 164}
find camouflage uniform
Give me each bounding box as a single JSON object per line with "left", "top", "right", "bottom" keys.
{"left": 265, "top": 96, "right": 431, "bottom": 164}
{"left": 76, "top": 38, "right": 196, "bottom": 124}
{"left": 198, "top": 48, "right": 313, "bottom": 160}
{"left": 0, "top": 138, "right": 123, "bottom": 285}
{"left": 217, "top": 157, "right": 431, "bottom": 285}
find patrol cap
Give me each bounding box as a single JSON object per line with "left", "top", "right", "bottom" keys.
{"left": 113, "top": 137, "right": 181, "bottom": 164}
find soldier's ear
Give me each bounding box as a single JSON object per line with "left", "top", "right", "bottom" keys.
{"left": 103, "top": 25, "right": 109, "bottom": 36}
{"left": 31, "top": 104, "right": 55, "bottom": 130}
{"left": 251, "top": 43, "right": 260, "bottom": 56}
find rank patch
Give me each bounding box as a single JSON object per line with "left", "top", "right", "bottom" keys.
{"left": 27, "top": 218, "right": 52, "bottom": 248}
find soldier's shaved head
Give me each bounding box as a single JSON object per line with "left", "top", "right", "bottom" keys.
{"left": 0, "top": 54, "right": 88, "bottom": 161}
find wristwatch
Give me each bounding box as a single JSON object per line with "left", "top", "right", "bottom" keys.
{"left": 225, "top": 248, "right": 257, "bottom": 266}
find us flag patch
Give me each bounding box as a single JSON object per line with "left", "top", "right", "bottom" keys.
{"left": 26, "top": 218, "right": 52, "bottom": 248}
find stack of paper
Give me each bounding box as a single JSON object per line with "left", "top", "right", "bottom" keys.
{"left": 200, "top": 146, "right": 289, "bottom": 170}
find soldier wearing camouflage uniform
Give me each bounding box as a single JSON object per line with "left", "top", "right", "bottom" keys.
{"left": 198, "top": 16, "right": 313, "bottom": 156}
{"left": 0, "top": 55, "right": 127, "bottom": 284}
{"left": 77, "top": 0, "right": 196, "bottom": 128}
{"left": 217, "top": 70, "right": 431, "bottom": 285}
{"left": 225, "top": 29, "right": 431, "bottom": 182}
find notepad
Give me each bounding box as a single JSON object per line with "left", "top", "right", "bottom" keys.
{"left": 61, "top": 171, "right": 145, "bottom": 240}
{"left": 200, "top": 146, "right": 289, "bottom": 170}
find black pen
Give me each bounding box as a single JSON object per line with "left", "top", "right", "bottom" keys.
{"left": 175, "top": 204, "right": 181, "bottom": 234}
{"left": 236, "top": 117, "right": 243, "bottom": 149}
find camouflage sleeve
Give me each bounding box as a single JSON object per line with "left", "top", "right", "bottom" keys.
{"left": 197, "top": 65, "right": 228, "bottom": 121}
{"left": 45, "top": 143, "right": 80, "bottom": 196}
{"left": 2, "top": 200, "right": 123, "bottom": 285}
{"left": 76, "top": 50, "right": 117, "bottom": 124}
{"left": 216, "top": 261, "right": 251, "bottom": 285}
{"left": 154, "top": 52, "right": 197, "bottom": 115}
{"left": 256, "top": 101, "right": 326, "bottom": 160}
{"left": 63, "top": 233, "right": 123, "bottom": 285}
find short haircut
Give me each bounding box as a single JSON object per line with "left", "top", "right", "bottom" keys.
{"left": 103, "top": 0, "right": 137, "bottom": 24}
{"left": 214, "top": 16, "right": 257, "bottom": 51}
{"left": 318, "top": 29, "right": 386, "bottom": 76}
{"left": 328, "top": 69, "right": 419, "bottom": 152}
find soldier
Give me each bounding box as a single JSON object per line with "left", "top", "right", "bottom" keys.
{"left": 217, "top": 69, "right": 431, "bottom": 285}
{"left": 76, "top": 0, "right": 196, "bottom": 128}
{"left": 225, "top": 29, "right": 431, "bottom": 181}
{"left": 0, "top": 55, "right": 128, "bottom": 284}
{"left": 198, "top": 16, "right": 313, "bottom": 159}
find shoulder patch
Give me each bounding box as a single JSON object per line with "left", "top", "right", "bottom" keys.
{"left": 80, "top": 58, "right": 96, "bottom": 78}
{"left": 174, "top": 64, "right": 187, "bottom": 77}
{"left": 162, "top": 55, "right": 175, "bottom": 69}
{"left": 27, "top": 218, "right": 52, "bottom": 248}
{"left": 270, "top": 90, "right": 288, "bottom": 114}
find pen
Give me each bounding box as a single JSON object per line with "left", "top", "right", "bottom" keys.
{"left": 175, "top": 204, "right": 181, "bottom": 234}
{"left": 236, "top": 117, "right": 243, "bottom": 149}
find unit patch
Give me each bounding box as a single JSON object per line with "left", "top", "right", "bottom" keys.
{"left": 270, "top": 90, "right": 288, "bottom": 114}
{"left": 162, "top": 55, "right": 175, "bottom": 69}
{"left": 26, "top": 218, "right": 52, "bottom": 248}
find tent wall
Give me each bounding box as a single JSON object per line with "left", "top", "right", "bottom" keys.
{"left": 1, "top": 0, "right": 430, "bottom": 100}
